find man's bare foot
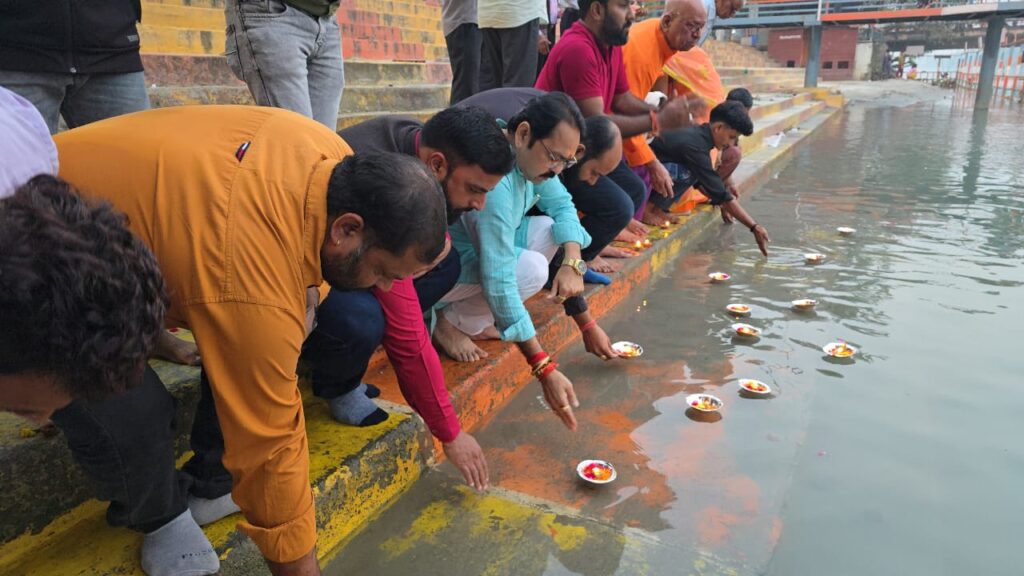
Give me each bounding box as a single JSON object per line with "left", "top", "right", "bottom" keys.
{"left": 642, "top": 203, "right": 682, "bottom": 228}
{"left": 468, "top": 325, "right": 501, "bottom": 340}
{"left": 433, "top": 316, "right": 489, "bottom": 362}
{"left": 615, "top": 229, "right": 642, "bottom": 244}
{"left": 640, "top": 204, "right": 680, "bottom": 226}
{"left": 152, "top": 330, "right": 201, "bottom": 366}
{"left": 600, "top": 245, "right": 637, "bottom": 258}
{"left": 588, "top": 256, "right": 615, "bottom": 273}
{"left": 627, "top": 219, "right": 649, "bottom": 236}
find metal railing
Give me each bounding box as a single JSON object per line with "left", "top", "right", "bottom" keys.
{"left": 725, "top": 0, "right": 1024, "bottom": 27}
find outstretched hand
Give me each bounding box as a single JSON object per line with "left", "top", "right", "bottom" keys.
{"left": 540, "top": 369, "right": 579, "bottom": 431}
{"left": 443, "top": 431, "right": 489, "bottom": 492}
{"left": 752, "top": 224, "right": 770, "bottom": 257}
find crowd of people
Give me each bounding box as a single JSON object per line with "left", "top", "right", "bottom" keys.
{"left": 0, "top": 1, "right": 766, "bottom": 575}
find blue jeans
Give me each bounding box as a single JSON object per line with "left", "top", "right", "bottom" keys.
{"left": 304, "top": 247, "right": 462, "bottom": 400}
{"left": 0, "top": 70, "right": 149, "bottom": 134}
{"left": 225, "top": 0, "right": 344, "bottom": 129}
{"left": 649, "top": 161, "right": 698, "bottom": 212}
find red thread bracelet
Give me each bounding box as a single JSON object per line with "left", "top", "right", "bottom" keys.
{"left": 527, "top": 351, "right": 549, "bottom": 366}
{"left": 579, "top": 319, "right": 597, "bottom": 333}
{"left": 538, "top": 361, "right": 558, "bottom": 379}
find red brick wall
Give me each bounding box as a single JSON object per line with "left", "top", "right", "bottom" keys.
{"left": 768, "top": 27, "right": 857, "bottom": 80}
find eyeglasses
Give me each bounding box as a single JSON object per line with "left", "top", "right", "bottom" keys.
{"left": 539, "top": 139, "right": 579, "bottom": 170}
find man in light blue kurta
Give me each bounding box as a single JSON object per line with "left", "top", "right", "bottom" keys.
{"left": 445, "top": 162, "right": 591, "bottom": 341}
{"left": 435, "top": 91, "right": 622, "bottom": 432}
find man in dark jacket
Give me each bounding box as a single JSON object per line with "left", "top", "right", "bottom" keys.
{"left": 0, "top": 0, "right": 150, "bottom": 133}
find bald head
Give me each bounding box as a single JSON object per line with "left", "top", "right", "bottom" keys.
{"left": 665, "top": 0, "right": 705, "bottom": 18}
{"left": 716, "top": 0, "right": 744, "bottom": 19}
{"left": 661, "top": 0, "right": 706, "bottom": 52}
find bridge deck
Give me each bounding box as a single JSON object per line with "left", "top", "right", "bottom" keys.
{"left": 723, "top": 0, "right": 1024, "bottom": 28}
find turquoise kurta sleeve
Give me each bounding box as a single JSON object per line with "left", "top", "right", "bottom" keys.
{"left": 474, "top": 173, "right": 537, "bottom": 342}
{"left": 534, "top": 177, "right": 591, "bottom": 249}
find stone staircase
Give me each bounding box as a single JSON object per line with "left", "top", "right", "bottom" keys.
{"left": 703, "top": 38, "right": 784, "bottom": 68}
{"left": 138, "top": 0, "right": 452, "bottom": 129}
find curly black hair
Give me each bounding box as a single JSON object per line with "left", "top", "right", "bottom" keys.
{"left": 726, "top": 87, "right": 754, "bottom": 110}
{"left": 0, "top": 175, "right": 168, "bottom": 401}
{"left": 710, "top": 100, "right": 755, "bottom": 136}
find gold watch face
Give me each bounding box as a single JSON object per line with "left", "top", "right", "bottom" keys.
{"left": 573, "top": 259, "right": 587, "bottom": 275}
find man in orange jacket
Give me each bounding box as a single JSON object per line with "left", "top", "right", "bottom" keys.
{"left": 52, "top": 105, "right": 448, "bottom": 576}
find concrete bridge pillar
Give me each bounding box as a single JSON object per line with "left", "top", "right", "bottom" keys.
{"left": 804, "top": 25, "right": 823, "bottom": 88}
{"left": 976, "top": 16, "right": 1005, "bottom": 110}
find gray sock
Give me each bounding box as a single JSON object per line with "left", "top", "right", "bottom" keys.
{"left": 141, "top": 510, "right": 219, "bottom": 576}
{"left": 329, "top": 383, "right": 388, "bottom": 426}
{"left": 188, "top": 492, "right": 241, "bottom": 526}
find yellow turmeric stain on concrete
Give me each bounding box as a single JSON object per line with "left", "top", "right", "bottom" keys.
{"left": 379, "top": 500, "right": 455, "bottom": 557}
{"left": 539, "top": 517, "right": 588, "bottom": 551}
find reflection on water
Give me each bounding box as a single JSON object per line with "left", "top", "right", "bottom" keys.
{"left": 480, "top": 100, "right": 1023, "bottom": 575}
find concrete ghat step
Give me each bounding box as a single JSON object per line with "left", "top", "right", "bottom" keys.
{"left": 0, "top": 376, "right": 432, "bottom": 576}
{"left": 145, "top": 83, "right": 451, "bottom": 120}
{"left": 341, "top": 83, "right": 450, "bottom": 113}
{"left": 142, "top": 2, "right": 224, "bottom": 30}
{"left": 139, "top": 24, "right": 225, "bottom": 56}
{"left": 336, "top": 108, "right": 440, "bottom": 130}
{"left": 744, "top": 100, "right": 828, "bottom": 155}
{"left": 144, "top": 0, "right": 226, "bottom": 9}
{"left": 141, "top": 55, "right": 452, "bottom": 90}
{"left": 143, "top": 54, "right": 243, "bottom": 87}
{"left": 327, "top": 103, "right": 847, "bottom": 569}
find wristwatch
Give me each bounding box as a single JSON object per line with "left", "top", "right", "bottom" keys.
{"left": 561, "top": 257, "right": 587, "bottom": 276}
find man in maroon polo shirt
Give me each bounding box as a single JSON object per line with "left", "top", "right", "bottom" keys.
{"left": 536, "top": 0, "right": 700, "bottom": 274}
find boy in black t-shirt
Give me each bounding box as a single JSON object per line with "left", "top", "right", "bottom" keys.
{"left": 647, "top": 99, "right": 771, "bottom": 256}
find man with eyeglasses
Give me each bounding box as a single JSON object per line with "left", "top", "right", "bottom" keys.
{"left": 436, "top": 92, "right": 622, "bottom": 431}
{"left": 621, "top": 0, "right": 708, "bottom": 220}
{"left": 536, "top": 0, "right": 704, "bottom": 276}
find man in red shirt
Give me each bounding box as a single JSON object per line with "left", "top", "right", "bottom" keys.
{"left": 535, "top": 0, "right": 701, "bottom": 274}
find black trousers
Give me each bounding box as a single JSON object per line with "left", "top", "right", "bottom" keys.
{"left": 480, "top": 18, "right": 540, "bottom": 91}
{"left": 445, "top": 22, "right": 482, "bottom": 105}
{"left": 304, "top": 247, "right": 462, "bottom": 401}
{"left": 51, "top": 365, "right": 189, "bottom": 533}
{"left": 564, "top": 158, "right": 647, "bottom": 261}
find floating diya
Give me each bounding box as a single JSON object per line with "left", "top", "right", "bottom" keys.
{"left": 804, "top": 253, "right": 827, "bottom": 264}
{"left": 577, "top": 459, "right": 617, "bottom": 484}
{"left": 686, "top": 393, "right": 723, "bottom": 413}
{"left": 836, "top": 226, "right": 857, "bottom": 236}
{"left": 725, "top": 303, "right": 751, "bottom": 316}
{"left": 611, "top": 341, "right": 643, "bottom": 358}
{"left": 738, "top": 378, "right": 771, "bottom": 395}
{"left": 791, "top": 298, "right": 818, "bottom": 311}
{"left": 634, "top": 239, "right": 644, "bottom": 250}
{"left": 708, "top": 271, "right": 731, "bottom": 283}
{"left": 660, "top": 220, "right": 672, "bottom": 229}
{"left": 731, "top": 323, "right": 761, "bottom": 338}
{"left": 642, "top": 238, "right": 653, "bottom": 247}
{"left": 823, "top": 341, "right": 857, "bottom": 358}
